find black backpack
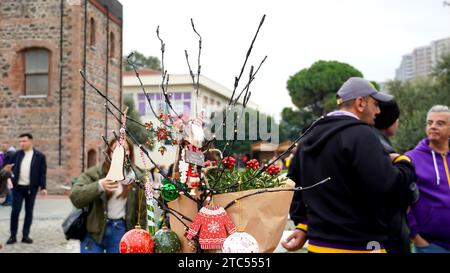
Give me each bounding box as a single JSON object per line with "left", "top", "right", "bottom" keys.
{"left": 62, "top": 207, "right": 89, "bottom": 240}
{"left": 62, "top": 177, "right": 88, "bottom": 240}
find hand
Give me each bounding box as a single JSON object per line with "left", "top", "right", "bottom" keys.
{"left": 201, "top": 165, "right": 217, "bottom": 174}
{"left": 389, "top": 153, "right": 401, "bottom": 162}
{"left": 281, "top": 229, "right": 307, "bottom": 252}
{"left": 412, "top": 234, "right": 430, "bottom": 248}
{"left": 40, "top": 189, "right": 48, "bottom": 196}
{"left": 100, "top": 179, "right": 118, "bottom": 192}
{"left": 3, "top": 164, "right": 14, "bottom": 173}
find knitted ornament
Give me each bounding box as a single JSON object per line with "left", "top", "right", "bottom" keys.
{"left": 119, "top": 228, "right": 154, "bottom": 253}
{"left": 222, "top": 232, "right": 260, "bottom": 253}
{"left": 154, "top": 228, "right": 181, "bottom": 253}
{"left": 186, "top": 205, "right": 236, "bottom": 250}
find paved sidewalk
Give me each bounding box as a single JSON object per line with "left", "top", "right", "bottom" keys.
{"left": 0, "top": 196, "right": 79, "bottom": 253}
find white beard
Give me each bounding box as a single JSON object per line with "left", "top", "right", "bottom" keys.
{"left": 184, "top": 122, "right": 205, "bottom": 148}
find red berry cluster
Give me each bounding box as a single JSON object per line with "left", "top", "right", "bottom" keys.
{"left": 266, "top": 165, "right": 281, "bottom": 176}
{"left": 246, "top": 159, "right": 260, "bottom": 170}
{"left": 221, "top": 156, "right": 236, "bottom": 170}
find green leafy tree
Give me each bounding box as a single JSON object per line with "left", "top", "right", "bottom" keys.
{"left": 389, "top": 54, "right": 450, "bottom": 152}
{"left": 280, "top": 60, "right": 364, "bottom": 140}
{"left": 286, "top": 60, "right": 364, "bottom": 117}
{"left": 123, "top": 51, "right": 161, "bottom": 71}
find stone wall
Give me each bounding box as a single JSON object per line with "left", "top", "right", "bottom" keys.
{"left": 0, "top": 0, "right": 123, "bottom": 193}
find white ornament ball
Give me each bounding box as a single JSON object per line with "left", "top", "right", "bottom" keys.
{"left": 222, "top": 232, "right": 259, "bottom": 253}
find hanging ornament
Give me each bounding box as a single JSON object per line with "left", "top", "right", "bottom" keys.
{"left": 157, "top": 127, "right": 168, "bottom": 141}
{"left": 153, "top": 227, "right": 181, "bottom": 253}
{"left": 145, "top": 121, "right": 154, "bottom": 130}
{"left": 158, "top": 146, "right": 167, "bottom": 156}
{"left": 222, "top": 232, "right": 260, "bottom": 253}
{"left": 187, "top": 172, "right": 200, "bottom": 188}
{"left": 186, "top": 205, "right": 236, "bottom": 250}
{"left": 161, "top": 183, "right": 179, "bottom": 202}
{"left": 178, "top": 148, "right": 189, "bottom": 183}
{"left": 144, "top": 179, "right": 157, "bottom": 236}
{"left": 119, "top": 228, "right": 154, "bottom": 253}
{"left": 146, "top": 138, "right": 155, "bottom": 147}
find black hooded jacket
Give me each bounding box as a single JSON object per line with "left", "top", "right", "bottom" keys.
{"left": 288, "top": 115, "right": 417, "bottom": 247}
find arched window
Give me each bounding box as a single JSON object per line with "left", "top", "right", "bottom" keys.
{"left": 109, "top": 32, "right": 115, "bottom": 58}
{"left": 90, "top": 17, "right": 96, "bottom": 46}
{"left": 24, "top": 48, "right": 49, "bottom": 96}
{"left": 87, "top": 149, "right": 97, "bottom": 168}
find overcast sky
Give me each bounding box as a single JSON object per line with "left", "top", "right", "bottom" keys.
{"left": 120, "top": 0, "right": 450, "bottom": 120}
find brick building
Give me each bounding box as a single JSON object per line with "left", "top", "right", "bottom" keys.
{"left": 0, "top": 0, "right": 123, "bottom": 192}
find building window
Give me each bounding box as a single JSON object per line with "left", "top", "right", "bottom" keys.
{"left": 90, "top": 17, "right": 96, "bottom": 46}
{"left": 87, "top": 149, "right": 97, "bottom": 168}
{"left": 137, "top": 92, "right": 191, "bottom": 116}
{"left": 24, "top": 48, "right": 49, "bottom": 96}
{"left": 109, "top": 32, "right": 115, "bottom": 58}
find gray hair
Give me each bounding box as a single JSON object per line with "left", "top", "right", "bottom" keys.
{"left": 427, "top": 105, "right": 450, "bottom": 121}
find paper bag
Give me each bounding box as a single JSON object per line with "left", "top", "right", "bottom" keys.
{"left": 168, "top": 179, "right": 295, "bottom": 253}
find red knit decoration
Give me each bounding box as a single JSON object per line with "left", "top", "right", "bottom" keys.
{"left": 186, "top": 205, "right": 236, "bottom": 249}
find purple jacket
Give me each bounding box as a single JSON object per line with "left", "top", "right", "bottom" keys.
{"left": 405, "top": 138, "right": 450, "bottom": 249}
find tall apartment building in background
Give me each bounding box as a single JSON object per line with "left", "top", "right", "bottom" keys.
{"left": 0, "top": 0, "right": 123, "bottom": 192}
{"left": 395, "top": 37, "right": 450, "bottom": 81}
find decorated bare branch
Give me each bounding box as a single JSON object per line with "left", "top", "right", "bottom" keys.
{"left": 242, "top": 116, "right": 324, "bottom": 187}
{"left": 79, "top": 70, "right": 145, "bottom": 128}
{"left": 192, "top": 18, "right": 202, "bottom": 115}
{"left": 201, "top": 16, "right": 267, "bottom": 150}
{"left": 126, "top": 53, "right": 171, "bottom": 128}
{"left": 229, "top": 14, "right": 265, "bottom": 105}
{"left": 104, "top": 104, "right": 200, "bottom": 204}
{"left": 223, "top": 177, "right": 331, "bottom": 210}
{"left": 152, "top": 196, "right": 192, "bottom": 229}
{"left": 233, "top": 55, "right": 267, "bottom": 106}
{"left": 156, "top": 26, "right": 181, "bottom": 118}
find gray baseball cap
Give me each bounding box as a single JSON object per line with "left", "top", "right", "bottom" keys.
{"left": 336, "top": 77, "right": 393, "bottom": 105}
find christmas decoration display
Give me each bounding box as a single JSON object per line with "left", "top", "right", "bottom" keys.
{"left": 119, "top": 228, "right": 154, "bottom": 253}
{"left": 80, "top": 14, "right": 332, "bottom": 254}
{"left": 222, "top": 232, "right": 259, "bottom": 253}
{"left": 154, "top": 227, "right": 181, "bottom": 253}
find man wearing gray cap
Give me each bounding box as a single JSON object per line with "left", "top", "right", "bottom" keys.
{"left": 284, "top": 77, "right": 418, "bottom": 253}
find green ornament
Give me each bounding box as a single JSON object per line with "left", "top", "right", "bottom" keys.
{"left": 162, "top": 178, "right": 173, "bottom": 185}
{"left": 154, "top": 228, "right": 181, "bottom": 253}
{"left": 161, "top": 183, "right": 179, "bottom": 201}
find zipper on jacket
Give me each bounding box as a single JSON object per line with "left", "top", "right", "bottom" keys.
{"left": 441, "top": 154, "right": 450, "bottom": 187}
